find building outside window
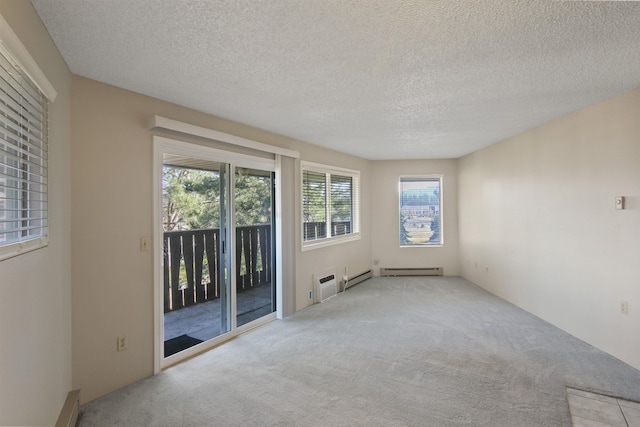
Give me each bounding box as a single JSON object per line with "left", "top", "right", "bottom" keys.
{"left": 399, "top": 176, "right": 443, "bottom": 246}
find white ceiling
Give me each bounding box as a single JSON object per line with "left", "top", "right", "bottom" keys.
{"left": 31, "top": 0, "right": 640, "bottom": 160}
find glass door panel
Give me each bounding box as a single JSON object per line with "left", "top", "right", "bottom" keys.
{"left": 162, "top": 155, "right": 231, "bottom": 357}
{"left": 158, "top": 148, "right": 277, "bottom": 362}
{"left": 234, "top": 167, "right": 276, "bottom": 327}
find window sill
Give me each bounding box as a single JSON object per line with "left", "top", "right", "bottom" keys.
{"left": 0, "top": 237, "right": 49, "bottom": 262}
{"left": 301, "top": 233, "right": 361, "bottom": 252}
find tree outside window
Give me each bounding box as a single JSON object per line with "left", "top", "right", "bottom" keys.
{"left": 399, "top": 176, "right": 443, "bottom": 246}
{"left": 301, "top": 162, "right": 360, "bottom": 247}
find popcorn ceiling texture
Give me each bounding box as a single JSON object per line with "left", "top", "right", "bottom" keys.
{"left": 32, "top": 0, "right": 640, "bottom": 160}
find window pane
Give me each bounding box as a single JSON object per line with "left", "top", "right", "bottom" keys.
{"left": 0, "top": 45, "right": 48, "bottom": 251}
{"left": 399, "top": 177, "right": 442, "bottom": 246}
{"left": 301, "top": 163, "right": 360, "bottom": 249}
{"left": 302, "top": 170, "right": 326, "bottom": 241}
{"left": 330, "top": 174, "right": 352, "bottom": 236}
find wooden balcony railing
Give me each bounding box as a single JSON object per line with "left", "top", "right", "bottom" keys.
{"left": 163, "top": 224, "right": 271, "bottom": 313}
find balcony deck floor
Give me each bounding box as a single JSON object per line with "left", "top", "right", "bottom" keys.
{"left": 164, "top": 284, "right": 273, "bottom": 343}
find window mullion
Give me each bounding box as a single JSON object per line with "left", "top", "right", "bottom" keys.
{"left": 325, "top": 173, "right": 331, "bottom": 237}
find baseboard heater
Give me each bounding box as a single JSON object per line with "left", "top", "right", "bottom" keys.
{"left": 380, "top": 267, "right": 443, "bottom": 277}
{"left": 344, "top": 270, "right": 372, "bottom": 291}
{"left": 55, "top": 389, "right": 80, "bottom": 427}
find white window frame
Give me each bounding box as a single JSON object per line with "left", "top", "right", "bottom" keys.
{"left": 399, "top": 174, "right": 444, "bottom": 248}
{"left": 301, "top": 161, "right": 360, "bottom": 251}
{"left": 0, "top": 14, "right": 56, "bottom": 261}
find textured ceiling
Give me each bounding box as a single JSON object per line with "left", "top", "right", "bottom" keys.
{"left": 31, "top": 0, "right": 640, "bottom": 160}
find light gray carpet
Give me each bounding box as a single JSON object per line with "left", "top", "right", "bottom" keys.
{"left": 79, "top": 277, "right": 640, "bottom": 426}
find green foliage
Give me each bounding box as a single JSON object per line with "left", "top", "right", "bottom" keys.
{"left": 163, "top": 166, "right": 272, "bottom": 231}
{"left": 400, "top": 211, "right": 410, "bottom": 245}
{"left": 302, "top": 172, "right": 353, "bottom": 226}
{"left": 399, "top": 183, "right": 441, "bottom": 245}
{"left": 163, "top": 167, "right": 220, "bottom": 231}
{"left": 428, "top": 214, "right": 441, "bottom": 244}
{"left": 234, "top": 172, "right": 272, "bottom": 226}
{"left": 330, "top": 175, "right": 352, "bottom": 222}
{"left": 302, "top": 171, "right": 326, "bottom": 223}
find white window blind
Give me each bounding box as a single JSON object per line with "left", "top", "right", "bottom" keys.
{"left": 0, "top": 43, "right": 49, "bottom": 258}
{"left": 330, "top": 174, "right": 352, "bottom": 237}
{"left": 399, "top": 176, "right": 443, "bottom": 246}
{"left": 301, "top": 162, "right": 360, "bottom": 249}
{"left": 302, "top": 170, "right": 327, "bottom": 241}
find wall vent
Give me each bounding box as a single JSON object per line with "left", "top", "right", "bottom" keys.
{"left": 55, "top": 389, "right": 80, "bottom": 427}
{"left": 314, "top": 271, "right": 337, "bottom": 303}
{"left": 380, "top": 267, "right": 443, "bottom": 277}
{"left": 344, "top": 270, "right": 372, "bottom": 291}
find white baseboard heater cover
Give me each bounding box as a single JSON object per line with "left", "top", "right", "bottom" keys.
{"left": 55, "top": 389, "right": 80, "bottom": 427}
{"left": 380, "top": 267, "right": 443, "bottom": 277}
{"left": 315, "top": 272, "right": 337, "bottom": 302}
{"left": 345, "top": 270, "right": 372, "bottom": 291}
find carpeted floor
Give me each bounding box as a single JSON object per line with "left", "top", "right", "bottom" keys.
{"left": 78, "top": 277, "right": 640, "bottom": 426}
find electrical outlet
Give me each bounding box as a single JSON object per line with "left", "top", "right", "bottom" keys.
{"left": 117, "top": 335, "right": 128, "bottom": 351}
{"left": 620, "top": 300, "right": 629, "bottom": 315}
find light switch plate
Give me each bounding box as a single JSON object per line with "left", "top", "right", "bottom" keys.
{"left": 140, "top": 237, "right": 150, "bottom": 251}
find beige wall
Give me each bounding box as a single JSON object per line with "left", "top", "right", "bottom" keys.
{"left": 458, "top": 88, "right": 640, "bottom": 370}
{"left": 71, "top": 76, "right": 371, "bottom": 402}
{"left": 370, "top": 160, "right": 459, "bottom": 276}
{"left": 7, "top": 1, "right": 637, "bottom": 413}
{"left": 0, "top": 2, "right": 72, "bottom": 426}
{"left": 294, "top": 151, "right": 372, "bottom": 311}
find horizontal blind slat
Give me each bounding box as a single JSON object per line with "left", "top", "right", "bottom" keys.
{"left": 0, "top": 155, "right": 48, "bottom": 177}
{"left": 0, "top": 55, "right": 46, "bottom": 114}
{"left": 0, "top": 112, "right": 47, "bottom": 148}
{"left": 0, "top": 100, "right": 48, "bottom": 144}
{"left": 0, "top": 42, "right": 49, "bottom": 248}
{"left": 0, "top": 72, "right": 46, "bottom": 122}
{"left": 330, "top": 174, "right": 353, "bottom": 236}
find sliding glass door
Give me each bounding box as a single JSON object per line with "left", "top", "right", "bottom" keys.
{"left": 234, "top": 167, "right": 276, "bottom": 327}
{"left": 156, "top": 139, "right": 276, "bottom": 365}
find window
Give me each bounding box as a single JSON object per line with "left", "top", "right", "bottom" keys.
{"left": 399, "top": 176, "right": 443, "bottom": 246}
{"left": 0, "top": 30, "right": 52, "bottom": 260}
{"left": 301, "top": 162, "right": 359, "bottom": 249}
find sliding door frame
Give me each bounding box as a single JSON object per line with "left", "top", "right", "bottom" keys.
{"left": 153, "top": 136, "right": 281, "bottom": 373}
